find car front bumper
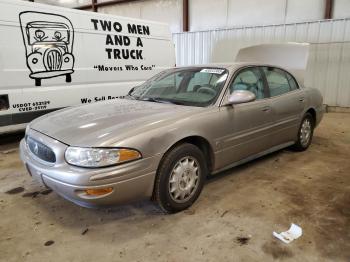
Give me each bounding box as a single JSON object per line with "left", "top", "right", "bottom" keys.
{"left": 19, "top": 129, "right": 160, "bottom": 208}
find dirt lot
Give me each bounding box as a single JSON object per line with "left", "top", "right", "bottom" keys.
{"left": 0, "top": 112, "right": 349, "bottom": 262}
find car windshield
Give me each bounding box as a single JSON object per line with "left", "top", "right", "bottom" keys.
{"left": 127, "top": 67, "right": 229, "bottom": 107}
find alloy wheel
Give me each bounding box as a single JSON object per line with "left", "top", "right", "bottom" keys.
{"left": 168, "top": 156, "right": 200, "bottom": 203}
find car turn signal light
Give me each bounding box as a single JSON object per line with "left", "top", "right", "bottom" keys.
{"left": 85, "top": 187, "right": 113, "bottom": 196}
{"left": 118, "top": 149, "right": 141, "bottom": 162}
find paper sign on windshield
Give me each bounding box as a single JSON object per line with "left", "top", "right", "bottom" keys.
{"left": 200, "top": 69, "right": 225, "bottom": 74}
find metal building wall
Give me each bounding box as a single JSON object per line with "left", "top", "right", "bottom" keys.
{"left": 189, "top": 0, "right": 326, "bottom": 31}
{"left": 173, "top": 18, "right": 350, "bottom": 107}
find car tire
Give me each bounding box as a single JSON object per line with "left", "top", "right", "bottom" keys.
{"left": 292, "top": 112, "right": 314, "bottom": 151}
{"left": 154, "top": 143, "right": 207, "bottom": 213}
{"left": 0, "top": 98, "right": 7, "bottom": 111}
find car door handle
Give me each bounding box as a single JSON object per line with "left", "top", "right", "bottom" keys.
{"left": 299, "top": 97, "right": 305, "bottom": 102}
{"left": 261, "top": 106, "right": 271, "bottom": 112}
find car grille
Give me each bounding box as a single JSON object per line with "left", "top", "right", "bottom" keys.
{"left": 46, "top": 49, "right": 62, "bottom": 71}
{"left": 26, "top": 136, "right": 56, "bottom": 163}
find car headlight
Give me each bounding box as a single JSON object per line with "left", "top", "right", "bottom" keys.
{"left": 65, "top": 147, "right": 141, "bottom": 168}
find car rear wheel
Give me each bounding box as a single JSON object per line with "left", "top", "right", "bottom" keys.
{"left": 292, "top": 112, "right": 314, "bottom": 151}
{"left": 154, "top": 143, "right": 207, "bottom": 213}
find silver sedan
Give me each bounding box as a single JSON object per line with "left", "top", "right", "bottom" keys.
{"left": 20, "top": 63, "right": 324, "bottom": 213}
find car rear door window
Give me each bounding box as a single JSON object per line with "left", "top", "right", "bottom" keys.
{"left": 263, "top": 67, "right": 298, "bottom": 97}
{"left": 285, "top": 72, "right": 299, "bottom": 91}
{"left": 229, "top": 67, "right": 265, "bottom": 100}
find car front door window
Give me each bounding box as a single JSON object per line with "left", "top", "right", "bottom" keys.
{"left": 229, "top": 67, "right": 265, "bottom": 100}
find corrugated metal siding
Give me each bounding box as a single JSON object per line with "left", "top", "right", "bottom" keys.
{"left": 173, "top": 18, "right": 350, "bottom": 107}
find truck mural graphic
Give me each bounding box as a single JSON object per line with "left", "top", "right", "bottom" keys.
{"left": 19, "top": 11, "right": 75, "bottom": 86}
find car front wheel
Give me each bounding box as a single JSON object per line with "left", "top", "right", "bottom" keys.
{"left": 293, "top": 112, "right": 314, "bottom": 151}
{"left": 154, "top": 143, "right": 207, "bottom": 213}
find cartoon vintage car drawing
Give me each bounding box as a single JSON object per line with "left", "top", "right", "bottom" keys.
{"left": 19, "top": 11, "right": 75, "bottom": 86}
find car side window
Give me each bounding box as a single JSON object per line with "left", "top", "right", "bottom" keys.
{"left": 263, "top": 67, "right": 298, "bottom": 97}
{"left": 229, "top": 67, "right": 265, "bottom": 100}
{"left": 285, "top": 71, "right": 299, "bottom": 91}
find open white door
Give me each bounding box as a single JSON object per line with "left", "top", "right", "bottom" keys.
{"left": 235, "top": 43, "right": 310, "bottom": 84}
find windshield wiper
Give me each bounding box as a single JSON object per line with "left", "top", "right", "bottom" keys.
{"left": 143, "top": 97, "right": 186, "bottom": 105}
{"left": 140, "top": 97, "right": 171, "bottom": 104}
{"left": 124, "top": 94, "right": 136, "bottom": 100}
{"left": 165, "top": 100, "right": 185, "bottom": 105}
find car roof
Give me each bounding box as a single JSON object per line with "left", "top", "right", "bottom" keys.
{"left": 174, "top": 62, "right": 303, "bottom": 87}
{"left": 177, "top": 62, "right": 291, "bottom": 71}
{"left": 176, "top": 63, "right": 242, "bottom": 69}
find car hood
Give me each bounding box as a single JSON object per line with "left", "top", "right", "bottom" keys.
{"left": 30, "top": 99, "right": 201, "bottom": 147}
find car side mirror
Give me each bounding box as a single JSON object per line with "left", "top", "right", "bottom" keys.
{"left": 226, "top": 90, "right": 256, "bottom": 105}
